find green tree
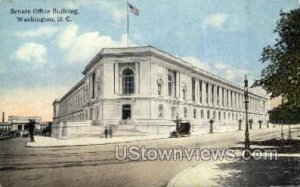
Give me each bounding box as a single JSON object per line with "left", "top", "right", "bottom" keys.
{"left": 253, "top": 9, "right": 300, "bottom": 123}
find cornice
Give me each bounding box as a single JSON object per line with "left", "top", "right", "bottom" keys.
{"left": 63, "top": 45, "right": 267, "bottom": 106}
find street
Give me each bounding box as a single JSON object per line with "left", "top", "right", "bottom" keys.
{"left": 0, "top": 126, "right": 299, "bottom": 187}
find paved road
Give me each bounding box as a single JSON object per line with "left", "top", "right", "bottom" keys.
{"left": 0, "top": 126, "right": 298, "bottom": 187}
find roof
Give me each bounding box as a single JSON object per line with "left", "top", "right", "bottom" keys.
{"left": 7, "top": 116, "right": 42, "bottom": 123}
{"left": 81, "top": 45, "right": 267, "bottom": 99}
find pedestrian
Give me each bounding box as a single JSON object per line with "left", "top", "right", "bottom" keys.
{"left": 108, "top": 126, "right": 113, "bottom": 138}
{"left": 28, "top": 119, "right": 35, "bottom": 142}
{"left": 104, "top": 127, "right": 108, "bottom": 139}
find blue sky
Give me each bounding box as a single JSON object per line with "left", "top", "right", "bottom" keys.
{"left": 0, "top": 0, "right": 299, "bottom": 120}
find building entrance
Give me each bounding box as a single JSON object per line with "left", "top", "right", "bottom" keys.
{"left": 122, "top": 104, "right": 131, "bottom": 120}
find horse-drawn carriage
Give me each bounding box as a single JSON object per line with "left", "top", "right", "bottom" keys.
{"left": 169, "top": 120, "right": 191, "bottom": 138}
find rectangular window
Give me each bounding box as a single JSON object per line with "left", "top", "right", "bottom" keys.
{"left": 217, "top": 86, "right": 219, "bottom": 105}
{"left": 199, "top": 80, "right": 202, "bottom": 103}
{"left": 91, "top": 72, "right": 96, "bottom": 99}
{"left": 222, "top": 88, "right": 224, "bottom": 106}
{"left": 231, "top": 91, "right": 233, "bottom": 108}
{"left": 227, "top": 90, "right": 229, "bottom": 107}
{"left": 168, "top": 70, "right": 177, "bottom": 97}
{"left": 211, "top": 85, "right": 214, "bottom": 104}
{"left": 192, "top": 78, "right": 196, "bottom": 101}
{"left": 206, "top": 83, "right": 209, "bottom": 104}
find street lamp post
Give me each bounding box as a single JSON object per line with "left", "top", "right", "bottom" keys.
{"left": 244, "top": 75, "right": 250, "bottom": 157}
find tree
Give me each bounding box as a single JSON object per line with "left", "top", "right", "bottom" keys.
{"left": 253, "top": 8, "right": 300, "bottom": 123}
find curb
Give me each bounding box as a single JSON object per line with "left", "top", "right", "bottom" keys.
{"left": 25, "top": 136, "right": 170, "bottom": 148}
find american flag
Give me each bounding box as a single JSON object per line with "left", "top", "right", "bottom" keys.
{"left": 128, "top": 2, "right": 139, "bottom": 16}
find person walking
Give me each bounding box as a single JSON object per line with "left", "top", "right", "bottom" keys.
{"left": 28, "top": 119, "right": 35, "bottom": 142}
{"left": 104, "top": 127, "right": 108, "bottom": 139}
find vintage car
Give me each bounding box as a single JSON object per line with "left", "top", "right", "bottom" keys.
{"left": 169, "top": 121, "right": 191, "bottom": 138}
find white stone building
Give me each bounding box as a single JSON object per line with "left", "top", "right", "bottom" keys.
{"left": 7, "top": 116, "right": 42, "bottom": 131}
{"left": 52, "top": 46, "right": 268, "bottom": 136}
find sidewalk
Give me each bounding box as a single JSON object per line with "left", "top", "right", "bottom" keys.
{"left": 167, "top": 153, "right": 300, "bottom": 187}
{"left": 167, "top": 126, "right": 300, "bottom": 187}
{"left": 26, "top": 135, "right": 169, "bottom": 147}
{"left": 26, "top": 124, "right": 300, "bottom": 148}
{"left": 24, "top": 127, "right": 267, "bottom": 147}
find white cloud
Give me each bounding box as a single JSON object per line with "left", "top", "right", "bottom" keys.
{"left": 15, "top": 26, "right": 59, "bottom": 37}
{"left": 204, "top": 13, "right": 228, "bottom": 29}
{"left": 182, "top": 56, "right": 211, "bottom": 71}
{"left": 182, "top": 57, "right": 249, "bottom": 85}
{"left": 214, "top": 62, "right": 248, "bottom": 84}
{"left": 250, "top": 86, "right": 267, "bottom": 96}
{"left": 112, "top": 9, "right": 126, "bottom": 22}
{"left": 57, "top": 24, "right": 129, "bottom": 63}
{"left": 15, "top": 43, "right": 47, "bottom": 67}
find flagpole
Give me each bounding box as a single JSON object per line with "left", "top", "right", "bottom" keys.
{"left": 127, "top": 0, "right": 129, "bottom": 47}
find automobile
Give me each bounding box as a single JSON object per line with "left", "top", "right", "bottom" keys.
{"left": 0, "top": 131, "right": 17, "bottom": 140}
{"left": 170, "top": 122, "right": 191, "bottom": 138}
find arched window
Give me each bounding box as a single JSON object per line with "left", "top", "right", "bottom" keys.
{"left": 193, "top": 108, "right": 197, "bottom": 119}
{"left": 168, "top": 70, "right": 176, "bottom": 97}
{"left": 122, "top": 68, "right": 134, "bottom": 94}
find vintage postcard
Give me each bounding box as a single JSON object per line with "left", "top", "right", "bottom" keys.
{"left": 1, "top": 0, "right": 300, "bottom": 186}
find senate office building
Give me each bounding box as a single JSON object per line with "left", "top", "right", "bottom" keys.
{"left": 52, "top": 46, "right": 268, "bottom": 137}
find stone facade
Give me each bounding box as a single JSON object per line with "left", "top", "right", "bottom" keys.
{"left": 52, "top": 46, "right": 268, "bottom": 135}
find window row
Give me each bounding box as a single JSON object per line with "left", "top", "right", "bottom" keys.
{"left": 157, "top": 69, "right": 265, "bottom": 112}
{"left": 157, "top": 105, "right": 259, "bottom": 121}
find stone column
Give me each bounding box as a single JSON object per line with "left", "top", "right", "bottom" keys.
{"left": 217, "top": 86, "right": 222, "bottom": 106}
{"left": 214, "top": 85, "right": 217, "bottom": 106}
{"left": 224, "top": 88, "right": 228, "bottom": 108}
{"left": 115, "top": 63, "right": 119, "bottom": 94}
{"left": 233, "top": 92, "right": 236, "bottom": 109}
{"left": 176, "top": 72, "right": 180, "bottom": 98}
